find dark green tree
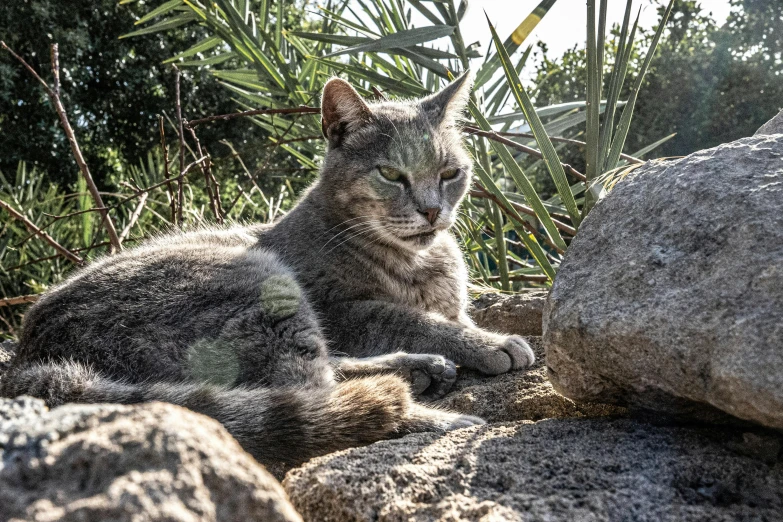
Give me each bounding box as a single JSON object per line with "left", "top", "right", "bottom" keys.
{"left": 0, "top": 0, "right": 266, "bottom": 185}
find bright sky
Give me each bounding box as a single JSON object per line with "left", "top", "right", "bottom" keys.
{"left": 459, "top": 0, "right": 734, "bottom": 59}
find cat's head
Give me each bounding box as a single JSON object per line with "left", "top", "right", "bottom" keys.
{"left": 316, "top": 73, "right": 473, "bottom": 251}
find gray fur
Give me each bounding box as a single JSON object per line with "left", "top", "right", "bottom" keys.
{"left": 2, "top": 74, "right": 530, "bottom": 469}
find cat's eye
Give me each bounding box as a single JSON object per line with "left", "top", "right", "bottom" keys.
{"left": 378, "top": 166, "right": 404, "bottom": 182}
{"left": 440, "top": 168, "right": 460, "bottom": 180}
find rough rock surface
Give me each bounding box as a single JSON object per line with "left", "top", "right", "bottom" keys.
{"left": 544, "top": 135, "right": 783, "bottom": 429}
{"left": 284, "top": 417, "right": 783, "bottom": 522}
{"left": 470, "top": 290, "right": 547, "bottom": 336}
{"left": 435, "top": 337, "right": 623, "bottom": 422}
{"left": 0, "top": 340, "right": 15, "bottom": 379}
{"left": 755, "top": 109, "right": 783, "bottom": 135}
{"left": 0, "top": 397, "right": 302, "bottom": 522}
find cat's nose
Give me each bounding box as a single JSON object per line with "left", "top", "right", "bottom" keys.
{"left": 418, "top": 207, "right": 441, "bottom": 225}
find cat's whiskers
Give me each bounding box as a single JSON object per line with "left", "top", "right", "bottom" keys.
{"left": 326, "top": 218, "right": 406, "bottom": 256}
{"left": 319, "top": 215, "right": 377, "bottom": 238}
{"left": 318, "top": 219, "right": 376, "bottom": 253}
{"left": 322, "top": 224, "right": 379, "bottom": 256}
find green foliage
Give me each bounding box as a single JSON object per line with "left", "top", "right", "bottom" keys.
{"left": 534, "top": 0, "right": 783, "bottom": 159}
{"left": 0, "top": 0, "right": 698, "bottom": 334}
{"left": 119, "top": 0, "right": 675, "bottom": 285}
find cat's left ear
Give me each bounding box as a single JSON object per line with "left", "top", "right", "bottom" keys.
{"left": 421, "top": 71, "right": 473, "bottom": 126}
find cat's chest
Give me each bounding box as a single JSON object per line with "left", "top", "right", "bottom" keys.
{"left": 374, "top": 253, "right": 465, "bottom": 318}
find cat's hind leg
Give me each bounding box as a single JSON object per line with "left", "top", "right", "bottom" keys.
{"left": 331, "top": 352, "right": 457, "bottom": 399}
{"left": 1, "top": 360, "right": 482, "bottom": 473}
{"left": 186, "top": 253, "right": 335, "bottom": 390}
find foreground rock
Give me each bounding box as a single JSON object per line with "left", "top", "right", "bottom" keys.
{"left": 470, "top": 290, "right": 548, "bottom": 336}
{"left": 545, "top": 134, "right": 783, "bottom": 429}
{"left": 0, "top": 397, "right": 301, "bottom": 522}
{"left": 285, "top": 417, "right": 783, "bottom": 521}
{"left": 0, "top": 340, "right": 15, "bottom": 379}
{"left": 435, "top": 337, "right": 623, "bottom": 422}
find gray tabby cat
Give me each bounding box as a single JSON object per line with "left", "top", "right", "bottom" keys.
{"left": 1, "top": 73, "right": 534, "bottom": 471}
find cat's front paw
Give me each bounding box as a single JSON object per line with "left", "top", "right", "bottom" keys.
{"left": 406, "top": 354, "right": 457, "bottom": 400}
{"left": 502, "top": 335, "right": 536, "bottom": 370}
{"left": 473, "top": 335, "right": 535, "bottom": 375}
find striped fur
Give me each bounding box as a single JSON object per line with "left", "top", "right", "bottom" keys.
{"left": 2, "top": 75, "right": 533, "bottom": 469}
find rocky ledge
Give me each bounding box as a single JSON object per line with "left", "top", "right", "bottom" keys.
{"left": 433, "top": 337, "right": 623, "bottom": 423}
{"left": 284, "top": 417, "right": 783, "bottom": 522}
{"left": 469, "top": 290, "right": 548, "bottom": 337}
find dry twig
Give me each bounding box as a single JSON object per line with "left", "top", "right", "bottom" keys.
{"left": 0, "top": 294, "right": 39, "bottom": 308}
{"left": 487, "top": 274, "right": 549, "bottom": 283}
{"left": 159, "top": 115, "right": 177, "bottom": 222}
{"left": 493, "top": 131, "right": 644, "bottom": 165}
{"left": 371, "top": 86, "right": 388, "bottom": 101}
{"left": 187, "top": 127, "right": 223, "bottom": 224}
{"left": 113, "top": 157, "right": 207, "bottom": 209}
{"left": 469, "top": 185, "right": 566, "bottom": 255}
{"left": 173, "top": 66, "right": 186, "bottom": 226}
{"left": 0, "top": 198, "right": 83, "bottom": 264}
{"left": 1, "top": 41, "right": 123, "bottom": 252}
{"left": 469, "top": 186, "right": 576, "bottom": 236}
{"left": 119, "top": 192, "right": 149, "bottom": 244}
{"left": 186, "top": 104, "right": 589, "bottom": 182}
{"left": 463, "top": 125, "right": 587, "bottom": 182}
{"left": 186, "top": 106, "right": 321, "bottom": 128}
{"left": 7, "top": 238, "right": 143, "bottom": 272}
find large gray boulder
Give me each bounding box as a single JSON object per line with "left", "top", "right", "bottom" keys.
{"left": 0, "top": 397, "right": 302, "bottom": 522}
{"left": 284, "top": 417, "right": 783, "bottom": 521}
{"left": 544, "top": 134, "right": 783, "bottom": 428}
{"left": 755, "top": 109, "right": 783, "bottom": 135}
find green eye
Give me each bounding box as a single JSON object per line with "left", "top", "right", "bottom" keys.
{"left": 441, "top": 168, "right": 460, "bottom": 180}
{"left": 378, "top": 166, "right": 403, "bottom": 182}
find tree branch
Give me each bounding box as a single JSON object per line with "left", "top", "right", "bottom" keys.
{"left": 181, "top": 105, "right": 602, "bottom": 182}
{"left": 0, "top": 294, "right": 39, "bottom": 308}
{"left": 469, "top": 186, "right": 576, "bottom": 236}
{"left": 159, "top": 115, "right": 177, "bottom": 223}
{"left": 173, "top": 65, "right": 186, "bottom": 226}
{"left": 118, "top": 192, "right": 148, "bottom": 244}
{"left": 186, "top": 106, "right": 321, "bottom": 128}
{"left": 0, "top": 198, "right": 83, "bottom": 264}
{"left": 492, "top": 130, "right": 644, "bottom": 165}
{"left": 1, "top": 41, "right": 122, "bottom": 253}
{"left": 486, "top": 274, "right": 549, "bottom": 283}
{"left": 469, "top": 185, "right": 566, "bottom": 255}
{"left": 187, "top": 127, "right": 223, "bottom": 224}
{"left": 463, "top": 125, "right": 588, "bottom": 182}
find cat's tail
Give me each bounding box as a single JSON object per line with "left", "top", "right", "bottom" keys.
{"left": 1, "top": 360, "right": 471, "bottom": 470}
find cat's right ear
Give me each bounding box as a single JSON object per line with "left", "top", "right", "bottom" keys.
{"left": 321, "top": 78, "right": 371, "bottom": 146}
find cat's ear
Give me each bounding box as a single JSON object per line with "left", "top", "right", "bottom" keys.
{"left": 321, "top": 78, "right": 371, "bottom": 145}
{"left": 421, "top": 71, "right": 473, "bottom": 126}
